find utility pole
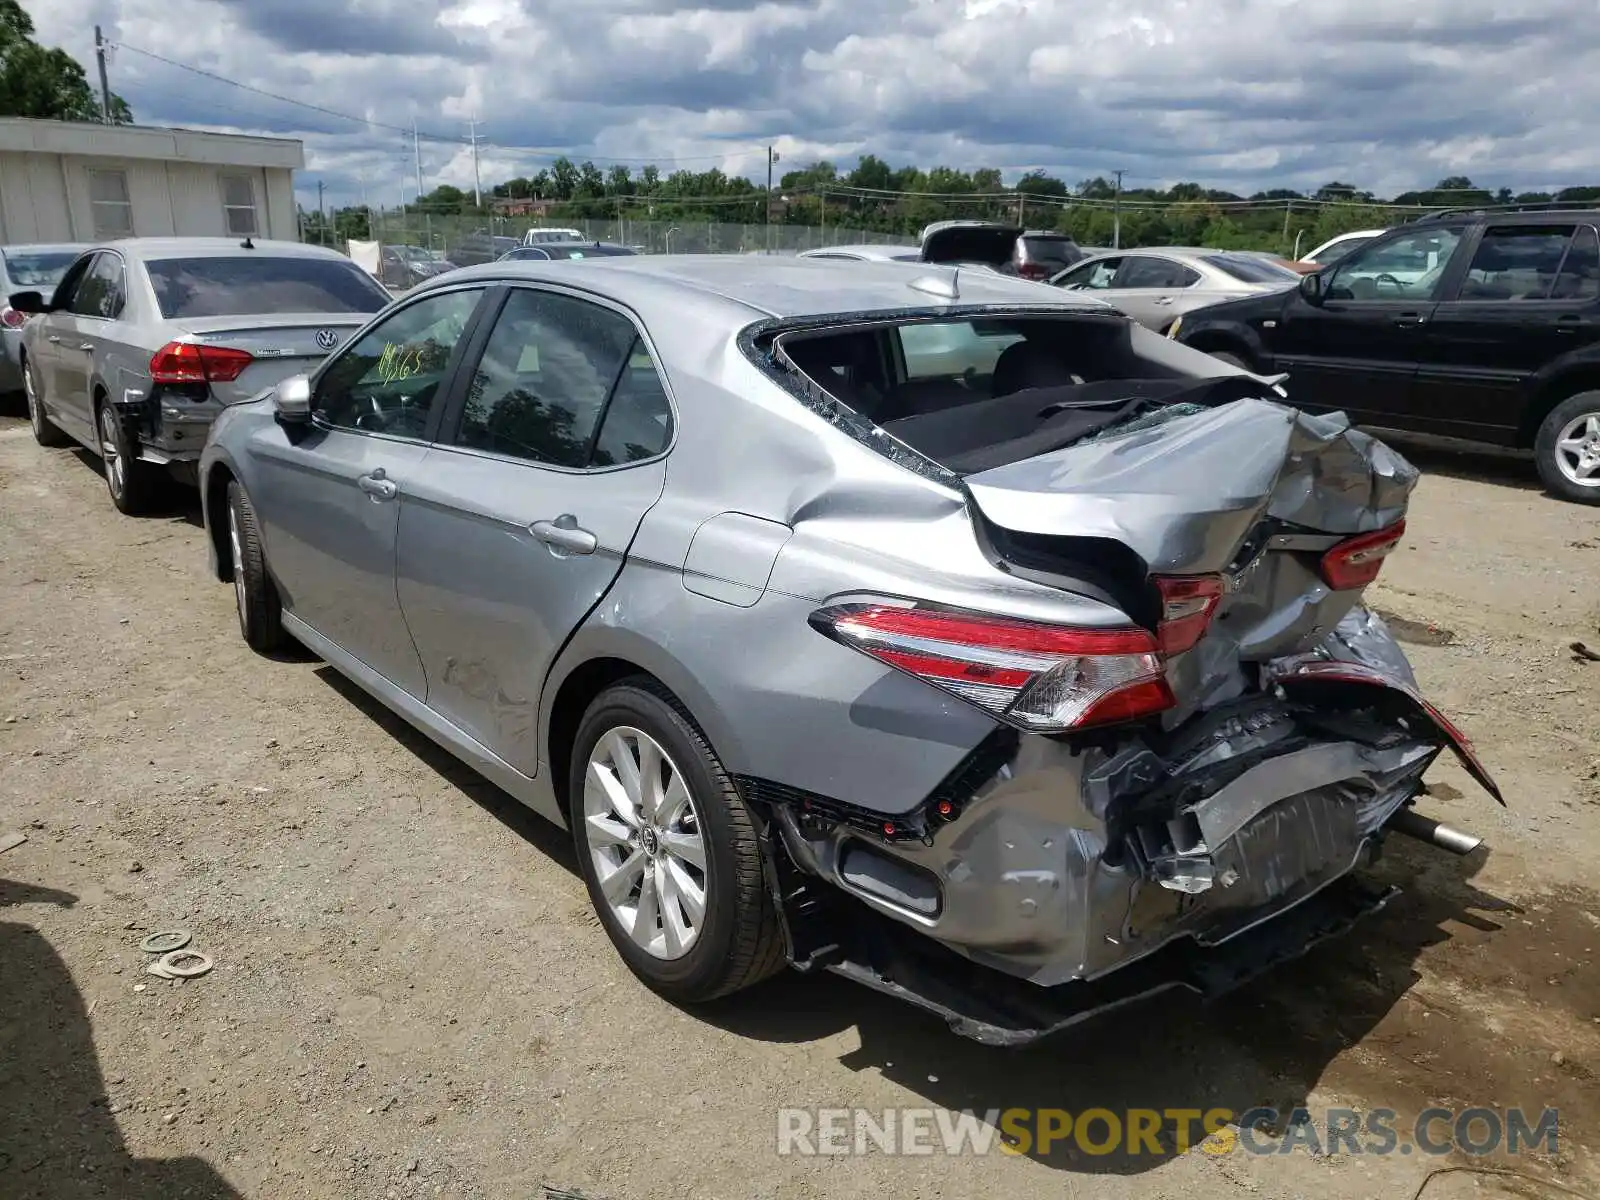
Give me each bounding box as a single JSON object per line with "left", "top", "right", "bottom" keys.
{"left": 412, "top": 118, "right": 430, "bottom": 250}
{"left": 94, "top": 26, "right": 113, "bottom": 123}
{"left": 316, "top": 179, "right": 326, "bottom": 247}
{"left": 1016, "top": 190, "right": 1026, "bottom": 226}
{"left": 765, "top": 146, "right": 779, "bottom": 251}
{"left": 466, "top": 117, "right": 483, "bottom": 209}
{"left": 1112, "top": 169, "right": 1125, "bottom": 250}
{"left": 1281, "top": 198, "right": 1293, "bottom": 254}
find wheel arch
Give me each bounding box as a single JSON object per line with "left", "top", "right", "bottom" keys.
{"left": 202, "top": 460, "right": 238, "bottom": 582}
{"left": 1178, "top": 323, "right": 1262, "bottom": 368}
{"left": 542, "top": 630, "right": 746, "bottom": 825}
{"left": 1517, "top": 363, "right": 1600, "bottom": 449}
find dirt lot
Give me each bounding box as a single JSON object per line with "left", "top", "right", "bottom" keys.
{"left": 1, "top": 417, "right": 1599, "bottom": 1200}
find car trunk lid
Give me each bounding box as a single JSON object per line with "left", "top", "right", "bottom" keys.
{"left": 157, "top": 313, "right": 372, "bottom": 405}
{"left": 921, "top": 224, "right": 1022, "bottom": 268}
{"left": 962, "top": 397, "right": 1417, "bottom": 682}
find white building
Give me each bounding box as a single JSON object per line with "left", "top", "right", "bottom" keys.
{"left": 0, "top": 118, "right": 303, "bottom": 245}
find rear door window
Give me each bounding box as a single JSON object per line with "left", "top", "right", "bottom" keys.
{"left": 453, "top": 288, "right": 641, "bottom": 468}
{"left": 145, "top": 256, "right": 391, "bottom": 319}
{"left": 1455, "top": 226, "right": 1577, "bottom": 301}
{"left": 1554, "top": 226, "right": 1600, "bottom": 302}
{"left": 1113, "top": 256, "right": 1201, "bottom": 289}
{"left": 897, "top": 321, "right": 1024, "bottom": 382}
{"left": 1203, "top": 253, "right": 1299, "bottom": 283}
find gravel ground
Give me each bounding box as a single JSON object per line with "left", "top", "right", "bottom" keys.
{"left": 1, "top": 416, "right": 1598, "bottom": 1200}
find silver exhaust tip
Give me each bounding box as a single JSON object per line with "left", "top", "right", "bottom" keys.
{"left": 1387, "top": 809, "right": 1483, "bottom": 856}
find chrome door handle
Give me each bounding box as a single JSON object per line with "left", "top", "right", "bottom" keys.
{"left": 1154, "top": 296, "right": 1174, "bottom": 305}
{"left": 78, "top": 343, "right": 94, "bottom": 352}
{"left": 357, "top": 469, "right": 397, "bottom": 500}
{"left": 46, "top": 334, "right": 62, "bottom": 344}
{"left": 531, "top": 516, "right": 597, "bottom": 556}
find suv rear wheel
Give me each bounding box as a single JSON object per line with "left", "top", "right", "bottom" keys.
{"left": 1535, "top": 391, "right": 1600, "bottom": 505}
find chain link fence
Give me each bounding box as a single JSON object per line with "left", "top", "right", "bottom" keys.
{"left": 316, "top": 208, "right": 918, "bottom": 258}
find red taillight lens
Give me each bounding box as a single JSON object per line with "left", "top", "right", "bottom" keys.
{"left": 1017, "top": 262, "right": 1051, "bottom": 279}
{"left": 811, "top": 603, "right": 1175, "bottom": 732}
{"left": 149, "top": 341, "right": 255, "bottom": 385}
{"left": 0, "top": 306, "right": 24, "bottom": 329}
{"left": 1153, "top": 575, "right": 1225, "bottom": 654}
{"left": 1320, "top": 520, "right": 1406, "bottom": 591}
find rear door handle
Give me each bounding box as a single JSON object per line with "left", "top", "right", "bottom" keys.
{"left": 46, "top": 334, "right": 62, "bottom": 344}
{"left": 1393, "top": 313, "right": 1428, "bottom": 328}
{"left": 78, "top": 343, "right": 94, "bottom": 352}
{"left": 1555, "top": 315, "right": 1584, "bottom": 333}
{"left": 357, "top": 468, "right": 397, "bottom": 500}
{"left": 531, "top": 516, "right": 597, "bottom": 556}
{"left": 1154, "top": 296, "right": 1174, "bottom": 305}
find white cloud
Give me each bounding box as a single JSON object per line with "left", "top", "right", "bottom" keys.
{"left": 22, "top": 0, "right": 1600, "bottom": 208}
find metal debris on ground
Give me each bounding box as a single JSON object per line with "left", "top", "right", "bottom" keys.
{"left": 0, "top": 831, "right": 27, "bottom": 854}
{"left": 139, "top": 930, "right": 192, "bottom": 954}
{"left": 1570, "top": 641, "right": 1600, "bottom": 662}
{"left": 146, "top": 949, "right": 213, "bottom": 979}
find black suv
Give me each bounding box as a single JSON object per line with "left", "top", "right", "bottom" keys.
{"left": 1169, "top": 209, "right": 1600, "bottom": 504}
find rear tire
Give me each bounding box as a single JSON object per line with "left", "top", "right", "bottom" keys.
{"left": 570, "top": 679, "right": 785, "bottom": 1003}
{"left": 97, "top": 400, "right": 161, "bottom": 515}
{"left": 23, "top": 356, "right": 68, "bottom": 447}
{"left": 1535, "top": 391, "right": 1600, "bottom": 506}
{"left": 1208, "top": 350, "right": 1251, "bottom": 370}
{"left": 226, "top": 480, "right": 287, "bottom": 653}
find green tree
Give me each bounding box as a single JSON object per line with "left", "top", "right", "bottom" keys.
{"left": 0, "top": 0, "right": 132, "bottom": 122}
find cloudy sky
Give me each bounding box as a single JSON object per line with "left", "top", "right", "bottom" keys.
{"left": 27, "top": 0, "right": 1600, "bottom": 209}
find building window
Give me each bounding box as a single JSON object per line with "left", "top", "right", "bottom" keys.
{"left": 220, "top": 174, "right": 259, "bottom": 237}
{"left": 86, "top": 169, "right": 134, "bottom": 239}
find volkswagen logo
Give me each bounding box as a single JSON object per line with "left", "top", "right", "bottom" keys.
{"left": 315, "top": 329, "right": 340, "bottom": 351}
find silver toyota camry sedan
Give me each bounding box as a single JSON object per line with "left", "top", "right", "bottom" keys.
{"left": 198, "top": 255, "right": 1499, "bottom": 1044}
{"left": 12, "top": 237, "right": 392, "bottom": 512}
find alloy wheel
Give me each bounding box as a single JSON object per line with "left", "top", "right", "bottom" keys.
{"left": 583, "top": 726, "right": 708, "bottom": 960}
{"left": 99, "top": 406, "right": 124, "bottom": 499}
{"left": 1554, "top": 412, "right": 1600, "bottom": 488}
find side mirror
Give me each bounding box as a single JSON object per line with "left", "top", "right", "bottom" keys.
{"left": 273, "top": 374, "right": 312, "bottom": 424}
{"left": 7, "top": 291, "right": 48, "bottom": 315}
{"left": 1298, "top": 272, "right": 1324, "bottom": 305}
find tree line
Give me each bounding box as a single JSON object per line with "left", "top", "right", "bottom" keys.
{"left": 388, "top": 157, "right": 1600, "bottom": 254}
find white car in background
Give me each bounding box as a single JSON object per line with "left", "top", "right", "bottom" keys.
{"left": 522, "top": 228, "right": 586, "bottom": 246}
{"left": 1300, "top": 229, "right": 1387, "bottom": 268}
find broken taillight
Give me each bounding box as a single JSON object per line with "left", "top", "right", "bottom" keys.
{"left": 150, "top": 341, "right": 255, "bottom": 385}
{"left": 810, "top": 603, "right": 1175, "bottom": 733}
{"left": 0, "top": 306, "right": 24, "bottom": 329}
{"left": 1153, "top": 575, "right": 1225, "bottom": 654}
{"left": 1320, "top": 520, "right": 1406, "bottom": 591}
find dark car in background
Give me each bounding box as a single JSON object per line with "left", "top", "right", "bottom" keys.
{"left": 2, "top": 243, "right": 90, "bottom": 394}
{"left": 1170, "top": 209, "right": 1600, "bottom": 504}
{"left": 497, "top": 242, "right": 638, "bottom": 262}
{"left": 919, "top": 221, "right": 1086, "bottom": 279}
{"left": 448, "top": 233, "right": 521, "bottom": 269}
{"left": 379, "top": 244, "right": 452, "bottom": 290}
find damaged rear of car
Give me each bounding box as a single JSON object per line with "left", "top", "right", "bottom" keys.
{"left": 712, "top": 286, "right": 1499, "bottom": 1044}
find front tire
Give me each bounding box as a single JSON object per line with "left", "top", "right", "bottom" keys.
{"left": 570, "top": 680, "right": 784, "bottom": 1002}
{"left": 23, "top": 356, "right": 68, "bottom": 447}
{"left": 97, "top": 401, "right": 160, "bottom": 515}
{"left": 226, "top": 480, "right": 287, "bottom": 653}
{"left": 1535, "top": 391, "right": 1600, "bottom": 505}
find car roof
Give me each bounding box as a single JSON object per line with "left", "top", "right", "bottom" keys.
{"left": 98, "top": 237, "right": 352, "bottom": 262}
{"left": 428, "top": 253, "right": 1112, "bottom": 322}
{"left": 801, "top": 244, "right": 919, "bottom": 258}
